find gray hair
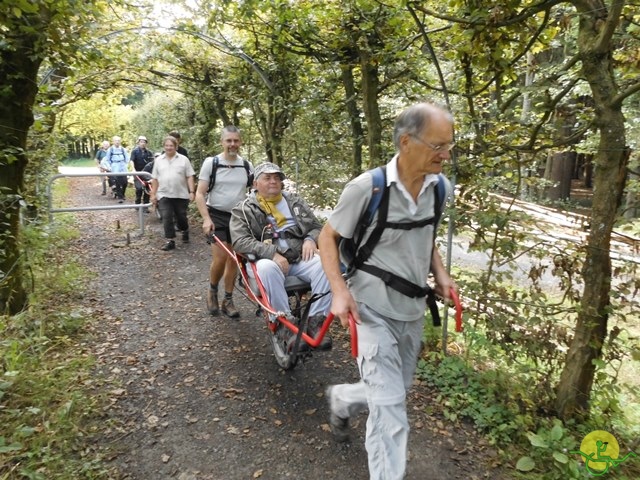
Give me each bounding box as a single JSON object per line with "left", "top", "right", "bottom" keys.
{"left": 221, "top": 125, "right": 241, "bottom": 138}
{"left": 392, "top": 103, "right": 453, "bottom": 149}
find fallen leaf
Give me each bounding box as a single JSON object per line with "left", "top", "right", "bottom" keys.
{"left": 146, "top": 415, "right": 159, "bottom": 427}
{"left": 253, "top": 469, "right": 263, "bottom": 478}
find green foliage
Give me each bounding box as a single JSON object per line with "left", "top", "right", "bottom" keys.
{"left": 417, "top": 350, "right": 536, "bottom": 446}
{"left": 0, "top": 216, "right": 110, "bottom": 479}
{"left": 3, "top": 0, "right": 640, "bottom": 475}
{"left": 514, "top": 419, "right": 586, "bottom": 479}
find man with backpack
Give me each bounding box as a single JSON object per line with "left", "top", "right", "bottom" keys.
{"left": 195, "top": 125, "right": 254, "bottom": 319}
{"left": 103, "top": 136, "right": 130, "bottom": 203}
{"left": 318, "top": 102, "right": 458, "bottom": 480}
{"left": 130, "top": 135, "right": 155, "bottom": 210}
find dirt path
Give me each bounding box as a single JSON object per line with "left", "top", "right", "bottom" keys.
{"left": 62, "top": 173, "right": 506, "bottom": 480}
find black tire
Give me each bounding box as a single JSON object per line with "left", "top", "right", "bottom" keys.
{"left": 267, "top": 322, "right": 297, "bottom": 371}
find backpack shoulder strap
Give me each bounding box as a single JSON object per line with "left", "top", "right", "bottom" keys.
{"left": 206, "top": 156, "right": 219, "bottom": 194}
{"left": 352, "top": 166, "right": 389, "bottom": 269}
{"left": 362, "top": 166, "right": 386, "bottom": 227}
{"left": 433, "top": 174, "right": 447, "bottom": 230}
{"left": 243, "top": 160, "right": 254, "bottom": 187}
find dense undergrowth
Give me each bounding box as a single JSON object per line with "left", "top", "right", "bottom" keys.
{"left": 0, "top": 181, "right": 110, "bottom": 479}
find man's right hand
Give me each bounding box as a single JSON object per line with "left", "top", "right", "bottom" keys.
{"left": 331, "top": 288, "right": 361, "bottom": 328}
{"left": 202, "top": 219, "right": 214, "bottom": 237}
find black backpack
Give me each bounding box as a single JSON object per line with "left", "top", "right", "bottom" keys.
{"left": 205, "top": 155, "right": 253, "bottom": 194}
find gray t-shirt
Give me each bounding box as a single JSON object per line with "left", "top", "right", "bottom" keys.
{"left": 329, "top": 165, "right": 449, "bottom": 321}
{"left": 199, "top": 156, "right": 253, "bottom": 212}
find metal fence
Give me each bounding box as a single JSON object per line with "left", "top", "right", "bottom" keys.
{"left": 47, "top": 172, "right": 153, "bottom": 234}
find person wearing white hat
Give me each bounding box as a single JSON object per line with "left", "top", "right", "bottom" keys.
{"left": 102, "top": 136, "right": 129, "bottom": 202}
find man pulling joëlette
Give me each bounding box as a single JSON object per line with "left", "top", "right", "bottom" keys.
{"left": 318, "top": 102, "right": 458, "bottom": 480}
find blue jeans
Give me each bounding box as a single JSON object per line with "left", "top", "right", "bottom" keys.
{"left": 248, "top": 255, "right": 331, "bottom": 317}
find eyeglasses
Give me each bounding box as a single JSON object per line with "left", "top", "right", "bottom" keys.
{"left": 410, "top": 134, "right": 455, "bottom": 152}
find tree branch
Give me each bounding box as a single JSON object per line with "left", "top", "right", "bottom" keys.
{"left": 610, "top": 80, "right": 640, "bottom": 108}
{"left": 594, "top": 0, "right": 625, "bottom": 54}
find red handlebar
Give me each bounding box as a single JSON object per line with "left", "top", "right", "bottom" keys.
{"left": 348, "top": 289, "right": 463, "bottom": 358}
{"left": 450, "top": 288, "right": 463, "bottom": 332}
{"left": 348, "top": 314, "right": 358, "bottom": 358}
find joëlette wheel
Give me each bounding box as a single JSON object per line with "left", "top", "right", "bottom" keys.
{"left": 266, "top": 317, "right": 297, "bottom": 370}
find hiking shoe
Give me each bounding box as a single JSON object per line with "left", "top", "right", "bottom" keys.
{"left": 221, "top": 298, "right": 240, "bottom": 319}
{"left": 308, "top": 314, "right": 332, "bottom": 350}
{"left": 326, "top": 386, "right": 350, "bottom": 442}
{"left": 161, "top": 240, "right": 175, "bottom": 251}
{"left": 182, "top": 231, "right": 189, "bottom": 243}
{"left": 206, "top": 287, "right": 219, "bottom": 315}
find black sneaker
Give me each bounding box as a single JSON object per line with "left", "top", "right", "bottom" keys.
{"left": 182, "top": 231, "right": 189, "bottom": 243}
{"left": 161, "top": 240, "right": 175, "bottom": 251}
{"left": 326, "top": 386, "right": 350, "bottom": 442}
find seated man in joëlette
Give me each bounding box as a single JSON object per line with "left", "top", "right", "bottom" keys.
{"left": 229, "top": 162, "right": 332, "bottom": 350}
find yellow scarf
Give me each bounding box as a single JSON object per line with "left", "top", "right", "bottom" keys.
{"left": 256, "top": 193, "right": 287, "bottom": 228}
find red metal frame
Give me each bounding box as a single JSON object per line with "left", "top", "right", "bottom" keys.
{"left": 210, "top": 234, "right": 358, "bottom": 357}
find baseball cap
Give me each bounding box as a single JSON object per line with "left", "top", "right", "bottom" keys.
{"left": 137, "top": 136, "right": 148, "bottom": 142}
{"left": 254, "top": 162, "right": 285, "bottom": 180}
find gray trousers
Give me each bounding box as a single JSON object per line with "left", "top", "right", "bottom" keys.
{"left": 249, "top": 255, "right": 331, "bottom": 317}
{"left": 330, "top": 303, "right": 424, "bottom": 480}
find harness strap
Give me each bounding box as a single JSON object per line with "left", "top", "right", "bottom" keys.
{"left": 206, "top": 156, "right": 253, "bottom": 194}
{"left": 384, "top": 217, "right": 436, "bottom": 230}
{"left": 358, "top": 264, "right": 431, "bottom": 298}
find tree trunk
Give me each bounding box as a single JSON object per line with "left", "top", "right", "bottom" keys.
{"left": 555, "top": 1, "right": 629, "bottom": 420}
{"left": 0, "top": 33, "right": 43, "bottom": 314}
{"left": 547, "top": 151, "right": 575, "bottom": 201}
{"left": 339, "top": 64, "right": 365, "bottom": 178}
{"left": 360, "top": 56, "right": 382, "bottom": 168}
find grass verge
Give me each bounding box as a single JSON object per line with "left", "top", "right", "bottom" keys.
{"left": 0, "top": 183, "right": 111, "bottom": 479}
